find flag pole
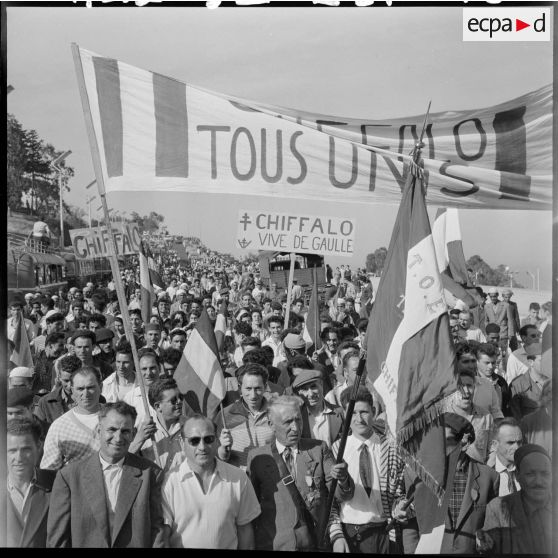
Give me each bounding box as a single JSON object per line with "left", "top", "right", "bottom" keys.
{"left": 311, "top": 265, "right": 321, "bottom": 351}
{"left": 284, "top": 252, "right": 296, "bottom": 329}
{"left": 319, "top": 351, "right": 367, "bottom": 548}
{"left": 71, "top": 43, "right": 160, "bottom": 466}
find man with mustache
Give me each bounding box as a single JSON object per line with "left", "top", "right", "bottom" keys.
{"left": 478, "top": 444, "right": 551, "bottom": 554}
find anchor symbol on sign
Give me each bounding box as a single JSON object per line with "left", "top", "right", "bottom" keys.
{"left": 238, "top": 238, "right": 252, "bottom": 249}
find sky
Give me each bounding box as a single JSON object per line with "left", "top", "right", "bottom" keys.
{"left": 6, "top": 3, "right": 554, "bottom": 290}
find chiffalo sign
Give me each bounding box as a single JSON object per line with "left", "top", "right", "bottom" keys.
{"left": 236, "top": 210, "right": 355, "bottom": 257}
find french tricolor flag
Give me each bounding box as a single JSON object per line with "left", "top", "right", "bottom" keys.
{"left": 174, "top": 308, "right": 226, "bottom": 421}
{"left": 364, "top": 160, "right": 457, "bottom": 503}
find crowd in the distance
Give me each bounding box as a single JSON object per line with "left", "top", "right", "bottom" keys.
{"left": 6, "top": 239, "right": 552, "bottom": 552}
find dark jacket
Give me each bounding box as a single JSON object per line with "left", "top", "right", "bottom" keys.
{"left": 47, "top": 451, "right": 165, "bottom": 548}
{"left": 7, "top": 468, "right": 56, "bottom": 547}
{"left": 34, "top": 385, "right": 74, "bottom": 427}
{"left": 247, "top": 438, "right": 354, "bottom": 551}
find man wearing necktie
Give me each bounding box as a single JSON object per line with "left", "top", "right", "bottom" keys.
{"left": 489, "top": 418, "right": 523, "bottom": 496}
{"left": 328, "top": 387, "right": 407, "bottom": 553}
{"left": 247, "top": 395, "right": 354, "bottom": 551}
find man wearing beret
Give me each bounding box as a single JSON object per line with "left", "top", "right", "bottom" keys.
{"left": 478, "top": 444, "right": 552, "bottom": 554}
{"left": 292, "top": 369, "right": 343, "bottom": 448}
{"left": 95, "top": 328, "right": 116, "bottom": 369}
{"left": 410, "top": 412, "right": 499, "bottom": 554}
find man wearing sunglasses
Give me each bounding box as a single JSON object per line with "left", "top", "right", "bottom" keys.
{"left": 161, "top": 414, "right": 260, "bottom": 548}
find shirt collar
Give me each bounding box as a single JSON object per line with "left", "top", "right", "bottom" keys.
{"left": 347, "top": 433, "right": 379, "bottom": 451}
{"left": 99, "top": 454, "right": 125, "bottom": 471}
{"left": 178, "top": 456, "right": 220, "bottom": 481}
{"left": 494, "top": 455, "right": 516, "bottom": 473}
{"left": 8, "top": 470, "right": 37, "bottom": 491}
{"left": 275, "top": 439, "right": 299, "bottom": 455}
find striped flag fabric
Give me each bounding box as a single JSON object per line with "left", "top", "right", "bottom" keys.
{"left": 431, "top": 208, "right": 478, "bottom": 308}
{"left": 214, "top": 300, "right": 228, "bottom": 354}
{"left": 302, "top": 266, "right": 322, "bottom": 352}
{"left": 174, "top": 308, "right": 226, "bottom": 420}
{"left": 364, "top": 161, "right": 457, "bottom": 502}
{"left": 11, "top": 311, "right": 34, "bottom": 368}
{"left": 138, "top": 239, "right": 162, "bottom": 322}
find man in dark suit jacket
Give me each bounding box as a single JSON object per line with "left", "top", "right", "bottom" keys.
{"left": 7, "top": 418, "right": 56, "bottom": 547}
{"left": 411, "top": 413, "right": 499, "bottom": 554}
{"left": 246, "top": 395, "right": 354, "bottom": 551}
{"left": 47, "top": 401, "right": 165, "bottom": 548}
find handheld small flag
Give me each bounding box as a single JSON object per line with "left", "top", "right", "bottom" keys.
{"left": 174, "top": 309, "right": 226, "bottom": 420}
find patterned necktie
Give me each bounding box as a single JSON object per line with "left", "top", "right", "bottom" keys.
{"left": 507, "top": 469, "right": 517, "bottom": 494}
{"left": 359, "top": 444, "right": 372, "bottom": 497}
{"left": 283, "top": 447, "right": 296, "bottom": 480}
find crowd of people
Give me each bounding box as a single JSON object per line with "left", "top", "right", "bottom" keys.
{"left": 6, "top": 237, "right": 553, "bottom": 552}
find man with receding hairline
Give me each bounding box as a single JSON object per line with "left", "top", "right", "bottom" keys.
{"left": 161, "top": 414, "right": 260, "bottom": 548}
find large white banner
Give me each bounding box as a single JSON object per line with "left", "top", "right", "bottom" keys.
{"left": 236, "top": 209, "right": 355, "bottom": 256}
{"left": 74, "top": 45, "right": 552, "bottom": 210}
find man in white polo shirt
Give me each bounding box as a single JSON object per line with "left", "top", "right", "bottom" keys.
{"left": 161, "top": 414, "right": 260, "bottom": 549}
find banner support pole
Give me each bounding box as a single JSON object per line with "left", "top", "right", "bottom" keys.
{"left": 71, "top": 43, "right": 160, "bottom": 466}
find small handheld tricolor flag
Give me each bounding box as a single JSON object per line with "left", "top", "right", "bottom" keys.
{"left": 174, "top": 308, "right": 226, "bottom": 420}
{"left": 139, "top": 239, "right": 163, "bottom": 322}
{"left": 11, "top": 312, "right": 34, "bottom": 368}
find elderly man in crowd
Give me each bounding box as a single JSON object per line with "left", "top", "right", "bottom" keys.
{"left": 478, "top": 444, "right": 552, "bottom": 554}
{"left": 161, "top": 414, "right": 260, "bottom": 548}
{"left": 488, "top": 418, "right": 523, "bottom": 496}
{"left": 247, "top": 395, "right": 354, "bottom": 551}
{"left": 47, "top": 401, "right": 166, "bottom": 548}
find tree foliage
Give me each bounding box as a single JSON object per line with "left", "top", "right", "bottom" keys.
{"left": 7, "top": 113, "right": 75, "bottom": 220}
{"left": 364, "top": 247, "right": 387, "bottom": 275}
{"left": 129, "top": 211, "right": 165, "bottom": 234}
{"left": 466, "top": 255, "right": 523, "bottom": 288}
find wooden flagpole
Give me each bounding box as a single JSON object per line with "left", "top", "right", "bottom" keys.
{"left": 283, "top": 252, "right": 296, "bottom": 330}
{"left": 71, "top": 43, "right": 160, "bottom": 466}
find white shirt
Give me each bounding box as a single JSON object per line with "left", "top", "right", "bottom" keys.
{"left": 124, "top": 385, "right": 157, "bottom": 425}
{"left": 102, "top": 372, "right": 135, "bottom": 403}
{"left": 464, "top": 326, "right": 487, "bottom": 343}
{"left": 333, "top": 434, "right": 384, "bottom": 524}
{"left": 275, "top": 439, "right": 299, "bottom": 479}
{"left": 162, "top": 458, "right": 261, "bottom": 549}
{"left": 506, "top": 347, "right": 530, "bottom": 384}
{"left": 99, "top": 454, "right": 125, "bottom": 530}
{"left": 494, "top": 455, "right": 521, "bottom": 497}
{"left": 308, "top": 407, "right": 333, "bottom": 447}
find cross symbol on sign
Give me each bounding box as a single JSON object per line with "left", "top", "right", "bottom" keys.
{"left": 239, "top": 213, "right": 252, "bottom": 231}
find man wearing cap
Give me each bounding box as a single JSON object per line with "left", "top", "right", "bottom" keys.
{"left": 410, "top": 412, "right": 499, "bottom": 554}
{"left": 9, "top": 366, "right": 36, "bottom": 391}
{"left": 7, "top": 417, "right": 56, "bottom": 547}
{"left": 7, "top": 386, "right": 46, "bottom": 434}
{"left": 478, "top": 444, "right": 552, "bottom": 554}
{"left": 484, "top": 287, "right": 512, "bottom": 363}
{"left": 292, "top": 369, "right": 343, "bottom": 448}
{"left": 506, "top": 324, "right": 542, "bottom": 384}
{"left": 95, "top": 328, "right": 116, "bottom": 369}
